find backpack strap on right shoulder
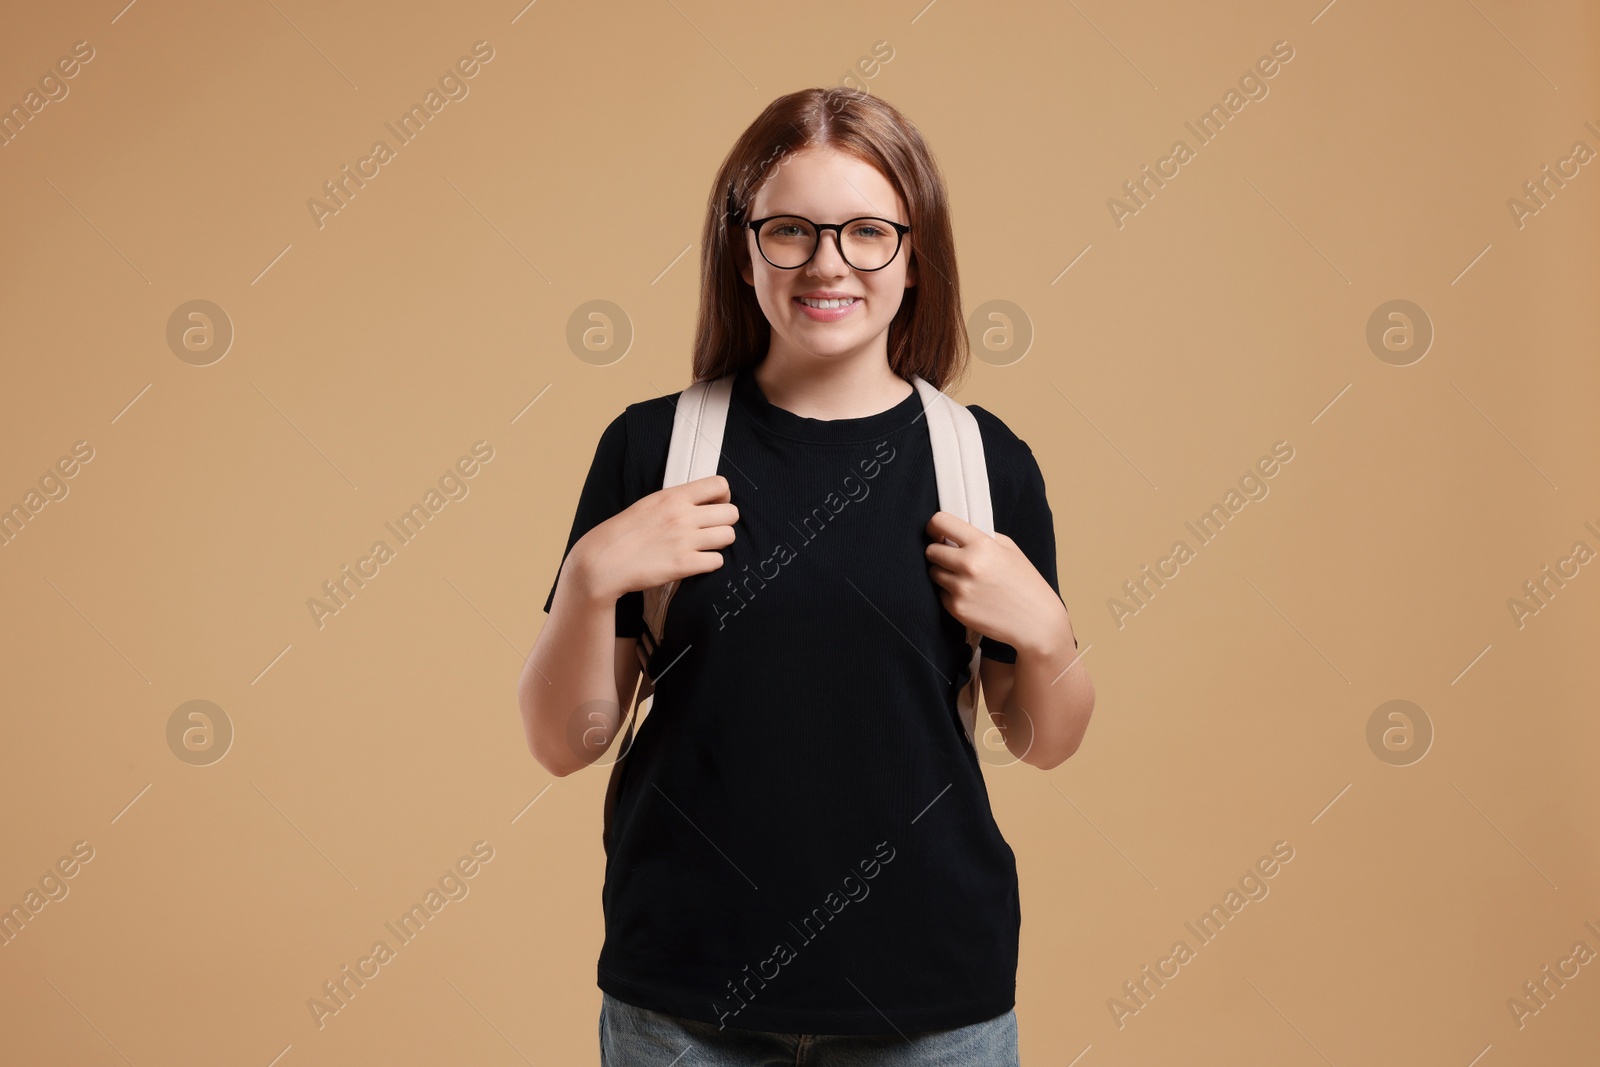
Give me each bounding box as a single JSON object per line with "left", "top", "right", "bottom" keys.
{"left": 639, "top": 373, "right": 735, "bottom": 652}
{"left": 606, "top": 372, "right": 734, "bottom": 857}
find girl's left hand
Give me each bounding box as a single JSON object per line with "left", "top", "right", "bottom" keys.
{"left": 924, "top": 510, "right": 1067, "bottom": 653}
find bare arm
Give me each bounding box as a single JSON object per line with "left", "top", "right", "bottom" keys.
{"left": 518, "top": 474, "right": 737, "bottom": 778}
{"left": 979, "top": 619, "right": 1094, "bottom": 772}
{"left": 923, "top": 510, "right": 1092, "bottom": 772}
{"left": 517, "top": 548, "right": 642, "bottom": 777}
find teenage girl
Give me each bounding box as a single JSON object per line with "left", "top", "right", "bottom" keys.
{"left": 520, "top": 86, "right": 1095, "bottom": 1066}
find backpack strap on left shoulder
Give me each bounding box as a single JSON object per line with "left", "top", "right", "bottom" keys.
{"left": 910, "top": 374, "right": 994, "bottom": 750}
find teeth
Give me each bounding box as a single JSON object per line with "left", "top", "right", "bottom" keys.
{"left": 799, "top": 297, "right": 857, "bottom": 309}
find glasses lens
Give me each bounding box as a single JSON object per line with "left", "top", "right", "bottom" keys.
{"left": 756, "top": 216, "right": 901, "bottom": 270}
{"left": 756, "top": 216, "right": 816, "bottom": 268}
{"left": 840, "top": 217, "right": 900, "bottom": 270}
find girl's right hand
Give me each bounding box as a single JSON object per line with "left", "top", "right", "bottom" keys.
{"left": 567, "top": 475, "right": 738, "bottom": 603}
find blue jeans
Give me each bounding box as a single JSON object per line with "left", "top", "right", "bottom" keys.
{"left": 598, "top": 991, "right": 1021, "bottom": 1066}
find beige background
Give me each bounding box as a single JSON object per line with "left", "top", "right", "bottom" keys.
{"left": 2, "top": 0, "right": 1597, "bottom": 1063}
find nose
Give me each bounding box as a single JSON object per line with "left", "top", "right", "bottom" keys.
{"left": 806, "top": 229, "right": 850, "bottom": 276}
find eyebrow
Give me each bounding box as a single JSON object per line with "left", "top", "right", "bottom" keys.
{"left": 761, "top": 211, "right": 900, "bottom": 220}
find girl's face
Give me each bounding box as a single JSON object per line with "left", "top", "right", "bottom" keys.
{"left": 738, "top": 146, "right": 917, "bottom": 368}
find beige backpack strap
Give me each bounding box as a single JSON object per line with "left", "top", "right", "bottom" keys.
{"left": 604, "top": 373, "right": 734, "bottom": 855}
{"left": 910, "top": 374, "right": 994, "bottom": 750}
{"left": 638, "top": 373, "right": 735, "bottom": 653}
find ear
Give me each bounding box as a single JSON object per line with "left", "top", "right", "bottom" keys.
{"left": 735, "top": 233, "right": 754, "bottom": 288}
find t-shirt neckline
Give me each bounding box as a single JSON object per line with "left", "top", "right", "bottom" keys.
{"left": 731, "top": 364, "right": 926, "bottom": 444}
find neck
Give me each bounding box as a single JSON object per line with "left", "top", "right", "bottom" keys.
{"left": 751, "top": 350, "right": 912, "bottom": 422}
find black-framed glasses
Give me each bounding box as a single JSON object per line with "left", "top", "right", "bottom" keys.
{"left": 744, "top": 214, "right": 912, "bottom": 272}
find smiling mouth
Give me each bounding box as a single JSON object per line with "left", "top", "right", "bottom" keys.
{"left": 795, "top": 296, "right": 859, "bottom": 309}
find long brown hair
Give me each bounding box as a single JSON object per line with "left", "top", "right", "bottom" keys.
{"left": 691, "top": 87, "right": 969, "bottom": 393}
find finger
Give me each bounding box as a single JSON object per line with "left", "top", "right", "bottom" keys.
{"left": 692, "top": 501, "right": 740, "bottom": 528}
{"left": 683, "top": 549, "right": 727, "bottom": 575}
{"left": 924, "top": 541, "right": 962, "bottom": 570}
{"left": 690, "top": 523, "right": 737, "bottom": 549}
{"left": 925, "top": 509, "right": 980, "bottom": 546}
{"left": 680, "top": 474, "right": 731, "bottom": 502}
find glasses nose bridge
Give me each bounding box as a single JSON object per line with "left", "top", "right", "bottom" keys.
{"left": 809, "top": 220, "right": 849, "bottom": 268}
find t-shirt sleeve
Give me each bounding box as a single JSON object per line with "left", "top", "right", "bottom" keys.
{"left": 978, "top": 436, "right": 1076, "bottom": 663}
{"left": 541, "top": 410, "right": 646, "bottom": 639}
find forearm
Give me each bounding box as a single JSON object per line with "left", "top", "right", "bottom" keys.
{"left": 1004, "top": 608, "right": 1094, "bottom": 770}
{"left": 518, "top": 551, "right": 625, "bottom": 777}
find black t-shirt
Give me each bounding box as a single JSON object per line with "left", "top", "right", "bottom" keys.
{"left": 541, "top": 364, "right": 1070, "bottom": 1035}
